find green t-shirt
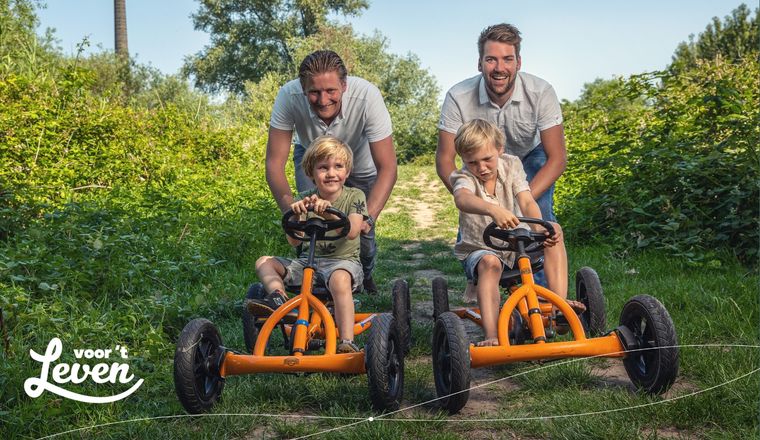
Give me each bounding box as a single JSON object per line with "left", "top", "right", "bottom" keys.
{"left": 298, "top": 186, "right": 367, "bottom": 261}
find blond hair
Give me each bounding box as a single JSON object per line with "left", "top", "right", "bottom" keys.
{"left": 478, "top": 23, "right": 522, "bottom": 58}
{"left": 454, "top": 119, "right": 505, "bottom": 157}
{"left": 302, "top": 135, "right": 353, "bottom": 179}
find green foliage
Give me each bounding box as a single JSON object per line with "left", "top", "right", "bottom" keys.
{"left": 559, "top": 56, "right": 759, "bottom": 265}
{"left": 671, "top": 4, "right": 759, "bottom": 73}
{"left": 290, "top": 24, "right": 441, "bottom": 162}
{"left": 184, "top": 0, "right": 369, "bottom": 94}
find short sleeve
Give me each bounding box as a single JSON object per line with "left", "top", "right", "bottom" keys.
{"left": 536, "top": 85, "right": 563, "bottom": 131}
{"left": 504, "top": 154, "right": 530, "bottom": 195}
{"left": 363, "top": 84, "right": 393, "bottom": 142}
{"left": 348, "top": 189, "right": 368, "bottom": 217}
{"left": 450, "top": 169, "right": 477, "bottom": 194}
{"left": 438, "top": 91, "right": 463, "bottom": 134}
{"left": 270, "top": 82, "right": 297, "bottom": 131}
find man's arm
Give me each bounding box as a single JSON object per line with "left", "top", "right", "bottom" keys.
{"left": 436, "top": 130, "right": 458, "bottom": 194}
{"left": 265, "top": 126, "right": 295, "bottom": 213}
{"left": 366, "top": 135, "right": 397, "bottom": 222}
{"left": 530, "top": 124, "right": 567, "bottom": 199}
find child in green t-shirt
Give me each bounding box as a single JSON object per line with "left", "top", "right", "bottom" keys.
{"left": 248, "top": 136, "right": 367, "bottom": 353}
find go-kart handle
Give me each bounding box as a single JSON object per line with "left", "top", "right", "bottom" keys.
{"left": 483, "top": 217, "right": 555, "bottom": 253}
{"left": 281, "top": 206, "right": 351, "bottom": 242}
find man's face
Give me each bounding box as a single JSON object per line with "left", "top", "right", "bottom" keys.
{"left": 478, "top": 40, "right": 521, "bottom": 104}
{"left": 461, "top": 143, "right": 502, "bottom": 184}
{"left": 303, "top": 71, "right": 347, "bottom": 124}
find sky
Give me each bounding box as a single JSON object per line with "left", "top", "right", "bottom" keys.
{"left": 36, "top": 1, "right": 747, "bottom": 102}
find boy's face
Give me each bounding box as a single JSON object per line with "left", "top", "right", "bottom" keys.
{"left": 312, "top": 156, "right": 349, "bottom": 196}
{"left": 461, "top": 143, "right": 502, "bottom": 184}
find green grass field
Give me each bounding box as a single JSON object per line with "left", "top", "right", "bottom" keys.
{"left": 2, "top": 165, "right": 758, "bottom": 439}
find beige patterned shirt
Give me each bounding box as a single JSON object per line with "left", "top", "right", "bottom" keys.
{"left": 449, "top": 153, "right": 531, "bottom": 267}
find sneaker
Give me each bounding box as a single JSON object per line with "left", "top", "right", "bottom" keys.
{"left": 566, "top": 299, "right": 587, "bottom": 314}
{"left": 336, "top": 340, "right": 360, "bottom": 353}
{"left": 246, "top": 290, "right": 288, "bottom": 317}
{"left": 363, "top": 276, "right": 378, "bottom": 295}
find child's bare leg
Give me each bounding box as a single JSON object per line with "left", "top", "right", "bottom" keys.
{"left": 543, "top": 222, "right": 568, "bottom": 298}
{"left": 328, "top": 269, "right": 355, "bottom": 342}
{"left": 476, "top": 255, "right": 502, "bottom": 346}
{"left": 255, "top": 256, "right": 287, "bottom": 295}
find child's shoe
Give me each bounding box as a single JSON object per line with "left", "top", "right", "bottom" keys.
{"left": 336, "top": 339, "right": 360, "bottom": 353}
{"left": 246, "top": 289, "right": 288, "bottom": 316}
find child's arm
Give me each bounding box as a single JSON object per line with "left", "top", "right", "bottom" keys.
{"left": 516, "top": 191, "right": 560, "bottom": 247}
{"left": 346, "top": 213, "right": 363, "bottom": 240}
{"left": 286, "top": 200, "right": 308, "bottom": 247}
{"left": 454, "top": 188, "right": 520, "bottom": 229}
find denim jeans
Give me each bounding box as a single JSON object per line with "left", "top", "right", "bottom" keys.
{"left": 293, "top": 144, "right": 377, "bottom": 281}
{"left": 521, "top": 144, "right": 556, "bottom": 287}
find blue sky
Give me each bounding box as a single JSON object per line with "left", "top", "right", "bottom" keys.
{"left": 36, "top": 1, "right": 746, "bottom": 101}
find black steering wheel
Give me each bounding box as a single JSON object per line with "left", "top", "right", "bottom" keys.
{"left": 483, "top": 217, "right": 555, "bottom": 253}
{"left": 281, "top": 206, "right": 350, "bottom": 242}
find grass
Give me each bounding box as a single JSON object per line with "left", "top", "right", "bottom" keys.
{"left": 1, "top": 164, "right": 758, "bottom": 439}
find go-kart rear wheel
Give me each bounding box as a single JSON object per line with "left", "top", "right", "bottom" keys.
{"left": 242, "top": 283, "right": 264, "bottom": 353}
{"left": 432, "top": 277, "right": 449, "bottom": 321}
{"left": 576, "top": 267, "right": 606, "bottom": 336}
{"left": 432, "top": 311, "right": 471, "bottom": 414}
{"left": 392, "top": 279, "right": 412, "bottom": 355}
{"left": 174, "top": 318, "right": 225, "bottom": 414}
{"left": 366, "top": 313, "right": 404, "bottom": 411}
{"left": 620, "top": 294, "right": 679, "bottom": 395}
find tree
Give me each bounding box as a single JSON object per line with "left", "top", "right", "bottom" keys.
{"left": 670, "top": 4, "right": 759, "bottom": 73}
{"left": 183, "top": 0, "right": 368, "bottom": 94}
{"left": 114, "top": 0, "right": 128, "bottom": 59}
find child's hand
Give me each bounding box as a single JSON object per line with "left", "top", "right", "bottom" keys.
{"left": 490, "top": 206, "right": 519, "bottom": 229}
{"left": 311, "top": 197, "right": 332, "bottom": 215}
{"left": 290, "top": 199, "right": 310, "bottom": 215}
{"left": 542, "top": 221, "right": 561, "bottom": 248}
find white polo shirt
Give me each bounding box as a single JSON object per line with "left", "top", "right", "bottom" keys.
{"left": 438, "top": 72, "right": 563, "bottom": 160}
{"left": 270, "top": 76, "right": 393, "bottom": 181}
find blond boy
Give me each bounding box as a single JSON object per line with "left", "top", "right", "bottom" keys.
{"left": 250, "top": 136, "right": 367, "bottom": 353}
{"left": 450, "top": 119, "right": 582, "bottom": 346}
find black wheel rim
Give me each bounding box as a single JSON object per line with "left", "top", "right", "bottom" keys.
{"left": 434, "top": 327, "right": 452, "bottom": 393}
{"left": 386, "top": 337, "right": 401, "bottom": 397}
{"left": 629, "top": 313, "right": 657, "bottom": 378}
{"left": 193, "top": 333, "right": 221, "bottom": 399}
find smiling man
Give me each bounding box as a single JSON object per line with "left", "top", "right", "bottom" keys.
{"left": 265, "top": 50, "right": 398, "bottom": 294}
{"left": 436, "top": 23, "right": 566, "bottom": 222}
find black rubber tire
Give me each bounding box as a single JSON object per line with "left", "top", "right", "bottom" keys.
{"left": 174, "top": 318, "right": 225, "bottom": 414}
{"left": 365, "top": 313, "right": 404, "bottom": 411}
{"left": 392, "top": 279, "right": 412, "bottom": 355}
{"left": 508, "top": 309, "right": 526, "bottom": 345}
{"left": 620, "top": 294, "right": 679, "bottom": 395}
{"left": 242, "top": 283, "right": 264, "bottom": 353}
{"left": 432, "top": 277, "right": 449, "bottom": 321}
{"left": 576, "top": 267, "right": 607, "bottom": 337}
{"left": 432, "top": 311, "right": 471, "bottom": 414}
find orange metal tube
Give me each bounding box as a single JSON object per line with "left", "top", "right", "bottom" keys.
{"left": 253, "top": 295, "right": 337, "bottom": 356}
{"left": 470, "top": 332, "right": 625, "bottom": 368}
{"left": 221, "top": 351, "right": 366, "bottom": 376}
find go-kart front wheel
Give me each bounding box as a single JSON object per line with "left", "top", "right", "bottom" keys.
{"left": 174, "top": 318, "right": 226, "bottom": 414}
{"left": 392, "top": 279, "right": 412, "bottom": 355}
{"left": 620, "top": 294, "right": 679, "bottom": 394}
{"left": 366, "top": 313, "right": 404, "bottom": 411}
{"left": 432, "top": 311, "right": 471, "bottom": 414}
{"left": 576, "top": 267, "right": 606, "bottom": 336}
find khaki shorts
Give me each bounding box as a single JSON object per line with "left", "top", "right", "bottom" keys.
{"left": 274, "top": 257, "right": 363, "bottom": 292}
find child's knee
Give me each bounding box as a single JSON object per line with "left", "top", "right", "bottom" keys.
{"left": 477, "top": 255, "right": 502, "bottom": 273}
{"left": 328, "top": 270, "right": 352, "bottom": 295}
{"left": 255, "top": 255, "right": 275, "bottom": 270}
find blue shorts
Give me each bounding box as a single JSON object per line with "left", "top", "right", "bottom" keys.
{"left": 461, "top": 250, "right": 514, "bottom": 285}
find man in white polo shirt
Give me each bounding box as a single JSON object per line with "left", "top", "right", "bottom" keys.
{"left": 437, "top": 23, "right": 566, "bottom": 292}
{"left": 265, "top": 50, "right": 398, "bottom": 295}
{"left": 436, "top": 23, "right": 566, "bottom": 222}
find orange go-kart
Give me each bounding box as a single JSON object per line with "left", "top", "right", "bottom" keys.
{"left": 174, "top": 207, "right": 411, "bottom": 414}
{"left": 431, "top": 217, "right": 680, "bottom": 414}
